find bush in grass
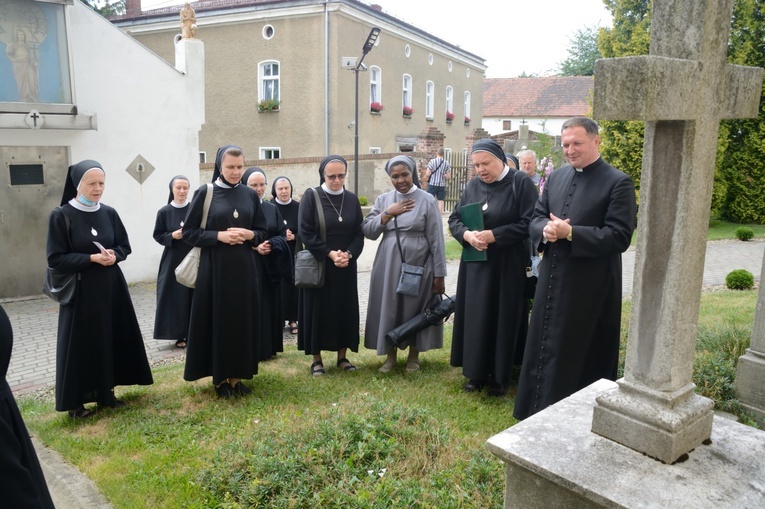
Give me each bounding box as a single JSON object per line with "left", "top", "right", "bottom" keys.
{"left": 359, "top": 196, "right": 369, "bottom": 206}
{"left": 725, "top": 269, "right": 754, "bottom": 290}
{"left": 735, "top": 226, "right": 755, "bottom": 241}
{"left": 693, "top": 323, "right": 751, "bottom": 414}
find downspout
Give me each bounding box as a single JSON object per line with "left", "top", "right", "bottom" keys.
{"left": 324, "top": 0, "right": 329, "bottom": 154}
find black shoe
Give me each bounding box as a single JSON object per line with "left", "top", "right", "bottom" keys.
{"left": 463, "top": 380, "right": 486, "bottom": 393}
{"left": 233, "top": 381, "right": 252, "bottom": 396}
{"left": 215, "top": 383, "right": 234, "bottom": 399}
{"left": 100, "top": 391, "right": 126, "bottom": 408}
{"left": 487, "top": 383, "right": 507, "bottom": 397}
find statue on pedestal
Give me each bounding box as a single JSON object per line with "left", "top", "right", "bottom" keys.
{"left": 180, "top": 2, "right": 197, "bottom": 39}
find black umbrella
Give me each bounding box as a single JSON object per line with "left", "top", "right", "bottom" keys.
{"left": 385, "top": 294, "right": 456, "bottom": 347}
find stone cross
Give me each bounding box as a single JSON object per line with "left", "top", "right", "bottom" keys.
{"left": 735, "top": 250, "right": 765, "bottom": 425}
{"left": 591, "top": 0, "right": 763, "bottom": 464}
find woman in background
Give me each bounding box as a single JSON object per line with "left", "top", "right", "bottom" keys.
{"left": 46, "top": 160, "right": 153, "bottom": 417}
{"left": 298, "top": 155, "right": 364, "bottom": 376}
{"left": 153, "top": 175, "right": 194, "bottom": 348}
{"left": 182, "top": 146, "right": 267, "bottom": 398}
{"left": 272, "top": 176, "right": 301, "bottom": 335}
{"left": 362, "top": 156, "right": 446, "bottom": 373}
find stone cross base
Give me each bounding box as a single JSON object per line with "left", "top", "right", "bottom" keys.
{"left": 736, "top": 350, "right": 765, "bottom": 426}
{"left": 486, "top": 380, "right": 765, "bottom": 509}
{"left": 591, "top": 379, "right": 714, "bottom": 464}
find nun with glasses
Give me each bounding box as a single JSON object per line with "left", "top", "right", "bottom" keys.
{"left": 297, "top": 155, "right": 364, "bottom": 376}
{"left": 242, "top": 167, "right": 290, "bottom": 361}
{"left": 46, "top": 160, "right": 153, "bottom": 418}
{"left": 362, "top": 155, "right": 446, "bottom": 373}
{"left": 271, "top": 176, "right": 301, "bottom": 335}
{"left": 152, "top": 175, "right": 194, "bottom": 349}
{"left": 182, "top": 146, "right": 268, "bottom": 398}
{"left": 448, "top": 139, "right": 538, "bottom": 397}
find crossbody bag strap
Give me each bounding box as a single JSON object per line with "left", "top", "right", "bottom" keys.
{"left": 201, "top": 183, "right": 213, "bottom": 229}
{"left": 393, "top": 215, "right": 430, "bottom": 266}
{"left": 60, "top": 206, "right": 72, "bottom": 250}
{"left": 311, "top": 187, "right": 326, "bottom": 242}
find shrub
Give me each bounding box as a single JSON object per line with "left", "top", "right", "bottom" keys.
{"left": 358, "top": 196, "right": 368, "bottom": 206}
{"left": 725, "top": 269, "right": 754, "bottom": 290}
{"left": 735, "top": 226, "right": 755, "bottom": 241}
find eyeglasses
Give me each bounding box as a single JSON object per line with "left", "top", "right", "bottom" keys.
{"left": 325, "top": 173, "right": 346, "bottom": 181}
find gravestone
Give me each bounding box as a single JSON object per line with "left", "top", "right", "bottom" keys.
{"left": 735, "top": 251, "right": 765, "bottom": 425}
{"left": 590, "top": 0, "right": 762, "bottom": 464}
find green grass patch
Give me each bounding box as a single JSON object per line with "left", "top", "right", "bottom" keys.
{"left": 19, "top": 290, "right": 762, "bottom": 507}
{"left": 707, "top": 220, "right": 765, "bottom": 241}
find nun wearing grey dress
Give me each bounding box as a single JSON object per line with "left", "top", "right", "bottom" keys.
{"left": 362, "top": 156, "right": 446, "bottom": 372}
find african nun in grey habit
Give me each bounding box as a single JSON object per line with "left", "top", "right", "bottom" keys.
{"left": 182, "top": 146, "right": 268, "bottom": 398}
{"left": 242, "top": 167, "right": 290, "bottom": 361}
{"left": 362, "top": 155, "right": 446, "bottom": 373}
{"left": 448, "top": 139, "right": 538, "bottom": 397}
{"left": 271, "top": 175, "right": 301, "bottom": 335}
{"left": 153, "top": 175, "right": 194, "bottom": 348}
{"left": 298, "top": 155, "right": 364, "bottom": 376}
{"left": 46, "top": 160, "right": 153, "bottom": 418}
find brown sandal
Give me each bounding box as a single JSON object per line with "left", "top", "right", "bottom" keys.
{"left": 68, "top": 406, "right": 93, "bottom": 419}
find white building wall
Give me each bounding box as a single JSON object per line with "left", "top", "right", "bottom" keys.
{"left": 481, "top": 117, "right": 567, "bottom": 136}
{"left": 2, "top": 1, "right": 204, "bottom": 283}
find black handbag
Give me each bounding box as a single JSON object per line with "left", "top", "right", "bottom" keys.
{"left": 385, "top": 294, "right": 456, "bottom": 347}
{"left": 294, "top": 188, "right": 326, "bottom": 289}
{"left": 393, "top": 216, "right": 429, "bottom": 297}
{"left": 43, "top": 208, "right": 79, "bottom": 305}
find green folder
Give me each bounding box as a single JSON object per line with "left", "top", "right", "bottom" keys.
{"left": 460, "top": 202, "right": 487, "bottom": 261}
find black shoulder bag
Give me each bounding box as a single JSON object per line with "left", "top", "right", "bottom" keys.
{"left": 393, "top": 216, "right": 429, "bottom": 297}
{"left": 294, "top": 188, "right": 326, "bottom": 288}
{"left": 43, "top": 207, "right": 79, "bottom": 305}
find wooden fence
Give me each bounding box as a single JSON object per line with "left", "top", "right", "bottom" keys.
{"left": 444, "top": 151, "right": 470, "bottom": 212}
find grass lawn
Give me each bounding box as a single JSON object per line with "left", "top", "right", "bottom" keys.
{"left": 19, "top": 289, "right": 760, "bottom": 508}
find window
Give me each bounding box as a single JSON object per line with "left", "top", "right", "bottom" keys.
{"left": 259, "top": 61, "right": 280, "bottom": 102}
{"left": 199, "top": 152, "right": 207, "bottom": 164}
{"left": 445, "top": 86, "right": 453, "bottom": 117}
{"left": 369, "top": 147, "right": 381, "bottom": 154}
{"left": 464, "top": 91, "right": 471, "bottom": 122}
{"left": 428, "top": 54, "right": 434, "bottom": 65}
{"left": 402, "top": 74, "right": 412, "bottom": 109}
{"left": 448, "top": 61, "right": 453, "bottom": 72}
{"left": 503, "top": 120, "right": 512, "bottom": 130}
{"left": 425, "top": 81, "right": 434, "bottom": 120}
{"left": 260, "top": 147, "right": 281, "bottom": 159}
{"left": 405, "top": 44, "right": 411, "bottom": 58}
{"left": 370, "top": 66, "right": 381, "bottom": 105}
{"left": 262, "top": 25, "right": 274, "bottom": 39}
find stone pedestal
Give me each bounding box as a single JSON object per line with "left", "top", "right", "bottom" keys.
{"left": 487, "top": 380, "right": 765, "bottom": 509}
{"left": 735, "top": 250, "right": 765, "bottom": 426}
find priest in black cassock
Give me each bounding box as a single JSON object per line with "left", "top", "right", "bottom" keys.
{"left": 0, "top": 304, "right": 55, "bottom": 508}
{"left": 47, "top": 160, "right": 153, "bottom": 418}
{"left": 152, "top": 175, "right": 194, "bottom": 348}
{"left": 448, "top": 139, "right": 538, "bottom": 397}
{"left": 182, "top": 146, "right": 268, "bottom": 398}
{"left": 514, "top": 117, "right": 636, "bottom": 420}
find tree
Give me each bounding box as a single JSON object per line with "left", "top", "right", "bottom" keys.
{"left": 558, "top": 25, "right": 602, "bottom": 76}
{"left": 80, "top": 0, "right": 126, "bottom": 17}
{"left": 718, "top": 0, "right": 765, "bottom": 223}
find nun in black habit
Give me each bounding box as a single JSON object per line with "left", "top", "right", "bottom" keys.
{"left": 0, "top": 304, "right": 55, "bottom": 508}
{"left": 46, "top": 160, "right": 153, "bottom": 417}
{"left": 448, "top": 140, "right": 538, "bottom": 396}
{"left": 271, "top": 176, "right": 302, "bottom": 334}
{"left": 242, "top": 167, "right": 289, "bottom": 361}
{"left": 152, "top": 175, "right": 194, "bottom": 347}
{"left": 182, "top": 146, "right": 268, "bottom": 398}
{"left": 297, "top": 155, "right": 364, "bottom": 376}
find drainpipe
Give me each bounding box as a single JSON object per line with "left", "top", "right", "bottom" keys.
{"left": 324, "top": 0, "right": 329, "bottom": 154}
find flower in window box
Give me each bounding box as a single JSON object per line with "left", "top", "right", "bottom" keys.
{"left": 446, "top": 111, "right": 455, "bottom": 122}
{"left": 464, "top": 116, "right": 471, "bottom": 125}
{"left": 370, "top": 102, "right": 384, "bottom": 113}
{"left": 402, "top": 106, "right": 414, "bottom": 117}
{"left": 258, "top": 98, "right": 280, "bottom": 112}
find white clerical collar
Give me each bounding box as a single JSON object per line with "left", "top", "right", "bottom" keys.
{"left": 321, "top": 183, "right": 344, "bottom": 195}
{"left": 495, "top": 165, "right": 511, "bottom": 181}
{"left": 69, "top": 198, "right": 100, "bottom": 212}
{"left": 576, "top": 154, "right": 600, "bottom": 172}
{"left": 275, "top": 197, "right": 292, "bottom": 205}
{"left": 215, "top": 179, "right": 239, "bottom": 189}
{"left": 170, "top": 200, "right": 188, "bottom": 208}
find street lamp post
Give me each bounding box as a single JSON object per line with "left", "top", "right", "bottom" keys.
{"left": 352, "top": 27, "right": 381, "bottom": 196}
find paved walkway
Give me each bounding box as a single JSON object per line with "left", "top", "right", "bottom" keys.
{"left": 1, "top": 234, "right": 763, "bottom": 509}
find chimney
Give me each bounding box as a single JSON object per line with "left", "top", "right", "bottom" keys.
{"left": 126, "top": 0, "right": 142, "bottom": 17}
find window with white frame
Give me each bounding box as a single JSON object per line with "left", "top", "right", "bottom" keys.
{"left": 402, "top": 74, "right": 412, "bottom": 109}
{"left": 446, "top": 86, "right": 453, "bottom": 117}
{"left": 258, "top": 61, "right": 280, "bottom": 103}
{"left": 369, "top": 147, "right": 381, "bottom": 154}
{"left": 370, "top": 66, "right": 381, "bottom": 106}
{"left": 464, "top": 91, "right": 471, "bottom": 122}
{"left": 260, "top": 147, "right": 281, "bottom": 159}
{"left": 425, "top": 81, "right": 434, "bottom": 120}
{"left": 199, "top": 152, "right": 207, "bottom": 164}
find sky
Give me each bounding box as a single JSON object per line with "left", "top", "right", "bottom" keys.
{"left": 139, "top": 0, "right": 613, "bottom": 78}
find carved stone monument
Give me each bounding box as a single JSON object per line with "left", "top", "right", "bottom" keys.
{"left": 735, "top": 251, "right": 765, "bottom": 425}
